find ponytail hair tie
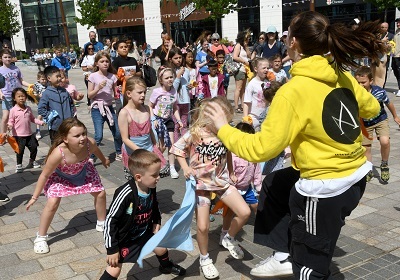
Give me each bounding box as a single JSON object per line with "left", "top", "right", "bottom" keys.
{"left": 261, "top": 81, "right": 271, "bottom": 90}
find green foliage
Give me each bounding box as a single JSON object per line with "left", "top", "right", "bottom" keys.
{"left": 0, "top": 0, "right": 21, "bottom": 36}
{"left": 364, "top": 0, "right": 400, "bottom": 11}
{"left": 192, "top": 0, "right": 238, "bottom": 20}
{"left": 74, "top": 0, "right": 110, "bottom": 28}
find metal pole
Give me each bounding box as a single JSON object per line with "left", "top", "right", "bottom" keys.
{"left": 163, "top": 0, "right": 171, "bottom": 35}
{"left": 310, "top": 0, "right": 315, "bottom": 11}
{"left": 58, "top": 0, "right": 70, "bottom": 47}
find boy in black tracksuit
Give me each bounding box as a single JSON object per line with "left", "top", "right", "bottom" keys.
{"left": 100, "top": 149, "right": 185, "bottom": 279}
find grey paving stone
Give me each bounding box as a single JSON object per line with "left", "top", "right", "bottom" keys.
{"left": 0, "top": 260, "right": 42, "bottom": 279}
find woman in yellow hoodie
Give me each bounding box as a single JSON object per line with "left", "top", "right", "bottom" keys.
{"left": 205, "top": 11, "right": 385, "bottom": 280}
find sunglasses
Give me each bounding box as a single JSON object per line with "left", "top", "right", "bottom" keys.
{"left": 212, "top": 39, "right": 219, "bottom": 41}
{"left": 259, "top": 37, "right": 265, "bottom": 40}
{"left": 3, "top": 46, "right": 9, "bottom": 48}
{"left": 88, "top": 48, "right": 94, "bottom": 50}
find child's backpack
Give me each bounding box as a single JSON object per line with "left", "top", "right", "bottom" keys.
{"left": 142, "top": 63, "right": 157, "bottom": 87}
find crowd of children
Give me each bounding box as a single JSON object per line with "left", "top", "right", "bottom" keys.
{"left": 0, "top": 13, "right": 399, "bottom": 279}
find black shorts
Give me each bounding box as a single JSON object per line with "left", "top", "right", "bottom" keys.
{"left": 118, "top": 229, "right": 154, "bottom": 263}
{"left": 164, "top": 118, "right": 175, "bottom": 132}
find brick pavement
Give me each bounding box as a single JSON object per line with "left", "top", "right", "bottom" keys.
{"left": 0, "top": 64, "right": 399, "bottom": 279}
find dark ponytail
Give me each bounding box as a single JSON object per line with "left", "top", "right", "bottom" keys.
{"left": 289, "top": 11, "right": 385, "bottom": 72}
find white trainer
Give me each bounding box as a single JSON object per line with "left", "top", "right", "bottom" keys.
{"left": 396, "top": 90, "right": 400, "bottom": 97}
{"left": 221, "top": 236, "right": 244, "bottom": 259}
{"left": 170, "top": 165, "right": 179, "bottom": 179}
{"left": 250, "top": 254, "right": 293, "bottom": 277}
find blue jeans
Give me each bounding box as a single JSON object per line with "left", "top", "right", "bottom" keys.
{"left": 91, "top": 106, "right": 122, "bottom": 154}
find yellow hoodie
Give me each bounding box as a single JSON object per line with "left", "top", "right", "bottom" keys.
{"left": 218, "top": 56, "right": 380, "bottom": 179}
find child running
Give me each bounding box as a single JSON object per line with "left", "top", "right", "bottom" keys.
{"left": 7, "top": 88, "right": 45, "bottom": 173}
{"left": 355, "top": 66, "right": 400, "bottom": 182}
{"left": 0, "top": 49, "right": 32, "bottom": 135}
{"left": 243, "top": 58, "right": 273, "bottom": 130}
{"left": 88, "top": 51, "right": 123, "bottom": 161}
{"left": 149, "top": 66, "right": 183, "bottom": 179}
{"left": 171, "top": 96, "right": 250, "bottom": 279}
{"left": 101, "top": 149, "right": 186, "bottom": 279}
{"left": 167, "top": 47, "right": 191, "bottom": 141}
{"left": 26, "top": 118, "right": 110, "bottom": 254}
{"left": 33, "top": 71, "right": 47, "bottom": 140}
{"left": 118, "top": 77, "right": 166, "bottom": 180}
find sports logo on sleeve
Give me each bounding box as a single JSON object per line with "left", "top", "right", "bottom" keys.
{"left": 322, "top": 88, "right": 360, "bottom": 144}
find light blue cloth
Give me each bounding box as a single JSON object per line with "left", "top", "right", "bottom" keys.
{"left": 124, "top": 134, "right": 153, "bottom": 156}
{"left": 137, "top": 177, "right": 196, "bottom": 268}
{"left": 44, "top": 110, "right": 59, "bottom": 130}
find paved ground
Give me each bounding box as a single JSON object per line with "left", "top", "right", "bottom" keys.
{"left": 0, "top": 64, "right": 400, "bottom": 279}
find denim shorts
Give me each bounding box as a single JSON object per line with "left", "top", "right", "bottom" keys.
{"left": 1, "top": 98, "right": 12, "bottom": 110}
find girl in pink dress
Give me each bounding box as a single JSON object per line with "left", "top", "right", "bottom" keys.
{"left": 26, "top": 118, "right": 110, "bottom": 254}
{"left": 118, "top": 77, "right": 166, "bottom": 179}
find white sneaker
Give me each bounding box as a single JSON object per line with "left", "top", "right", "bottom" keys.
{"left": 15, "top": 164, "right": 23, "bottom": 173}
{"left": 250, "top": 254, "right": 293, "bottom": 277}
{"left": 28, "top": 161, "right": 41, "bottom": 169}
{"left": 170, "top": 165, "right": 179, "bottom": 179}
{"left": 221, "top": 236, "right": 244, "bottom": 259}
{"left": 219, "top": 231, "right": 227, "bottom": 246}
{"left": 34, "top": 234, "right": 49, "bottom": 254}
{"left": 96, "top": 221, "right": 105, "bottom": 232}
{"left": 396, "top": 90, "right": 400, "bottom": 97}
{"left": 36, "top": 131, "right": 41, "bottom": 140}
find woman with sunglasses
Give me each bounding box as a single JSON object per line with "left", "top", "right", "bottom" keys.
{"left": 210, "top": 33, "right": 228, "bottom": 56}
{"left": 251, "top": 32, "right": 266, "bottom": 60}
{"left": 81, "top": 43, "right": 96, "bottom": 105}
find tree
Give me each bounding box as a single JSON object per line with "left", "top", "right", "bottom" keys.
{"left": 192, "top": 0, "right": 238, "bottom": 32}
{"left": 364, "top": 0, "right": 400, "bottom": 21}
{"left": 74, "top": 0, "right": 110, "bottom": 29}
{"left": 0, "top": 0, "right": 21, "bottom": 37}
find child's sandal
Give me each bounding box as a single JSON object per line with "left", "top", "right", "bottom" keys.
{"left": 34, "top": 235, "right": 49, "bottom": 254}
{"left": 200, "top": 258, "right": 219, "bottom": 279}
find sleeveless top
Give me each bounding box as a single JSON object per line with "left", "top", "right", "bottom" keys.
{"left": 54, "top": 141, "right": 90, "bottom": 186}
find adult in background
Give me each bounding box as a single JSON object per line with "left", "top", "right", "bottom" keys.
{"left": 261, "top": 26, "right": 284, "bottom": 59}
{"left": 205, "top": 11, "right": 385, "bottom": 279}
{"left": 84, "top": 31, "right": 104, "bottom": 53}
{"left": 153, "top": 30, "right": 169, "bottom": 65}
{"left": 81, "top": 43, "right": 96, "bottom": 105}
{"left": 251, "top": 31, "right": 266, "bottom": 59}
{"left": 371, "top": 22, "right": 393, "bottom": 88}
{"left": 232, "top": 30, "right": 251, "bottom": 113}
{"left": 393, "top": 18, "right": 400, "bottom": 96}
{"left": 280, "top": 31, "right": 292, "bottom": 78}
{"left": 155, "top": 35, "right": 173, "bottom": 66}
{"left": 210, "top": 33, "right": 228, "bottom": 56}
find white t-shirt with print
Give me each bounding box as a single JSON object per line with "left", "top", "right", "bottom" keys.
{"left": 209, "top": 76, "right": 218, "bottom": 98}
{"left": 272, "top": 69, "right": 287, "bottom": 83}
{"left": 243, "top": 78, "right": 267, "bottom": 120}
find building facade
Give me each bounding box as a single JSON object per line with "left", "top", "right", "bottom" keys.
{"left": 8, "top": 0, "right": 399, "bottom": 52}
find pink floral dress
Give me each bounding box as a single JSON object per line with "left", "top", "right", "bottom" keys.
{"left": 44, "top": 141, "right": 104, "bottom": 198}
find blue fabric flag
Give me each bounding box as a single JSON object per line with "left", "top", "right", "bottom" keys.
{"left": 137, "top": 177, "right": 196, "bottom": 268}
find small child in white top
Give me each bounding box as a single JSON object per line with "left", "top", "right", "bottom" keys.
{"left": 269, "top": 54, "right": 288, "bottom": 84}
{"left": 243, "top": 58, "right": 273, "bottom": 130}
